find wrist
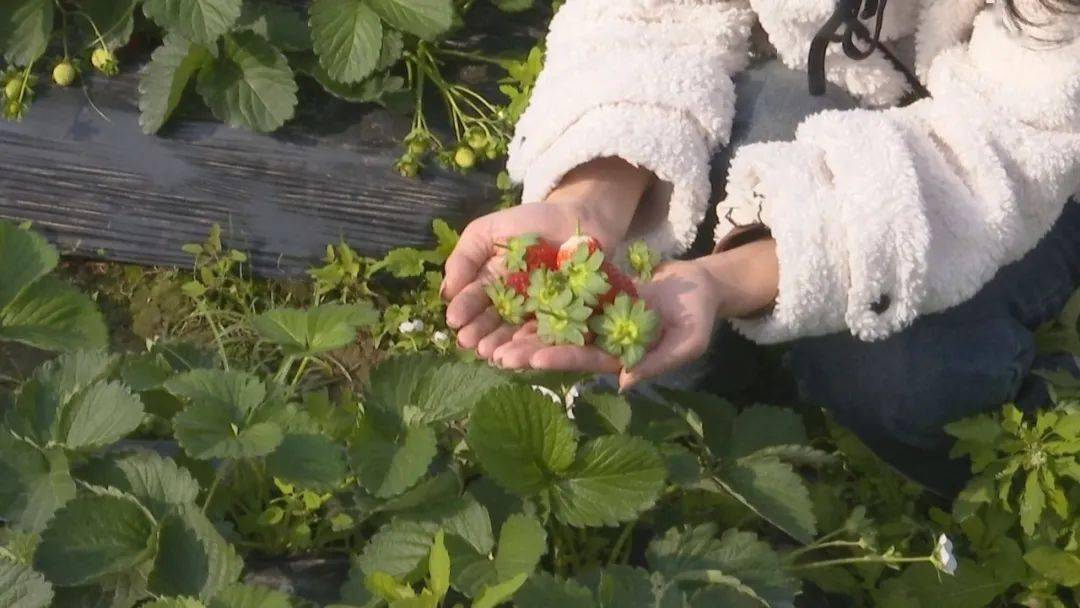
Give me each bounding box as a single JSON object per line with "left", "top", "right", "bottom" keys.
{"left": 693, "top": 238, "right": 780, "bottom": 319}
{"left": 544, "top": 157, "right": 654, "bottom": 248}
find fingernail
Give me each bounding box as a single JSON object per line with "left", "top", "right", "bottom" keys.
{"left": 439, "top": 278, "right": 448, "bottom": 299}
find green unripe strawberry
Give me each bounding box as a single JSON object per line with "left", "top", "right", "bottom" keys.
{"left": 466, "top": 128, "right": 488, "bottom": 151}
{"left": 53, "top": 62, "right": 76, "bottom": 87}
{"left": 407, "top": 139, "right": 428, "bottom": 156}
{"left": 454, "top": 146, "right": 476, "bottom": 169}
{"left": 91, "top": 48, "right": 118, "bottom": 76}
{"left": 4, "top": 77, "right": 22, "bottom": 100}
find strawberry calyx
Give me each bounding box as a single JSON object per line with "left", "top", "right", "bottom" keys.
{"left": 563, "top": 246, "right": 610, "bottom": 306}
{"left": 485, "top": 277, "right": 527, "bottom": 325}
{"left": 500, "top": 233, "right": 541, "bottom": 272}
{"left": 627, "top": 240, "right": 660, "bottom": 281}
{"left": 525, "top": 268, "right": 572, "bottom": 313}
{"left": 590, "top": 293, "right": 660, "bottom": 368}
{"left": 537, "top": 298, "right": 592, "bottom": 347}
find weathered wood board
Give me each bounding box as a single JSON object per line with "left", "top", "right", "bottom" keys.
{"left": 0, "top": 68, "right": 500, "bottom": 276}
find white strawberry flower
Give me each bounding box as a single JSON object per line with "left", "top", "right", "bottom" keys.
{"left": 398, "top": 319, "right": 425, "bottom": 334}
{"left": 433, "top": 330, "right": 450, "bottom": 344}
{"left": 564, "top": 384, "right": 582, "bottom": 419}
{"left": 532, "top": 385, "right": 562, "bottom": 404}
{"left": 933, "top": 534, "right": 957, "bottom": 576}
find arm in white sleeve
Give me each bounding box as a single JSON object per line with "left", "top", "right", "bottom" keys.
{"left": 717, "top": 8, "right": 1080, "bottom": 344}
{"left": 505, "top": 0, "right": 756, "bottom": 257}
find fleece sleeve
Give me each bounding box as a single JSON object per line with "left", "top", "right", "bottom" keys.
{"left": 504, "top": 0, "right": 756, "bottom": 258}
{"left": 717, "top": 8, "right": 1080, "bottom": 344}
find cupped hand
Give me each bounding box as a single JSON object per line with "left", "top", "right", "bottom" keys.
{"left": 490, "top": 259, "right": 723, "bottom": 391}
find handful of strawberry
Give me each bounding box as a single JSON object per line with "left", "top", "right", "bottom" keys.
{"left": 484, "top": 232, "right": 661, "bottom": 368}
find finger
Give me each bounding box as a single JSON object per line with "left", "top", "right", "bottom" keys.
{"left": 492, "top": 332, "right": 547, "bottom": 369}
{"left": 512, "top": 320, "right": 538, "bottom": 340}
{"left": 477, "top": 324, "right": 519, "bottom": 360}
{"left": 443, "top": 219, "right": 492, "bottom": 300}
{"left": 446, "top": 257, "right": 505, "bottom": 329}
{"left": 530, "top": 345, "right": 622, "bottom": 374}
{"left": 457, "top": 308, "right": 502, "bottom": 350}
{"left": 619, "top": 326, "right": 706, "bottom": 392}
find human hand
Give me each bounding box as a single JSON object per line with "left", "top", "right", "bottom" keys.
{"left": 491, "top": 259, "right": 722, "bottom": 390}
{"left": 443, "top": 158, "right": 654, "bottom": 358}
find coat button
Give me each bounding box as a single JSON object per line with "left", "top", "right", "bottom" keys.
{"left": 871, "top": 294, "right": 891, "bottom": 314}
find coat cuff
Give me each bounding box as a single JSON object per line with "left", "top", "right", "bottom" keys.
{"left": 510, "top": 103, "right": 714, "bottom": 258}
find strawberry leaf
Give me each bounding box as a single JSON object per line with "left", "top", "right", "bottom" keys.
{"left": 0, "top": 558, "right": 53, "bottom": 608}
{"left": 166, "top": 370, "right": 284, "bottom": 460}
{"left": 0, "top": 432, "right": 76, "bottom": 533}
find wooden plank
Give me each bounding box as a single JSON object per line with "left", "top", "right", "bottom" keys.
{"left": 0, "top": 68, "right": 501, "bottom": 276}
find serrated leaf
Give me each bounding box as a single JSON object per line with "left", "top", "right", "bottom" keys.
{"left": 266, "top": 433, "right": 348, "bottom": 490}
{"left": 576, "top": 392, "right": 632, "bottom": 435}
{"left": 79, "top": 0, "right": 138, "bottom": 49}
{"left": 1020, "top": 470, "right": 1045, "bottom": 536}
{"left": 727, "top": 405, "right": 807, "bottom": 461}
{"left": 468, "top": 384, "right": 578, "bottom": 496}
{"left": 549, "top": 436, "right": 666, "bottom": 527}
{"left": 148, "top": 503, "right": 243, "bottom": 600}
{"left": 591, "top": 565, "right": 656, "bottom": 608}
{"left": 945, "top": 415, "right": 1004, "bottom": 445}
{"left": 196, "top": 31, "right": 298, "bottom": 132}
{"left": 1023, "top": 546, "right": 1080, "bottom": 586}
{"left": 309, "top": 0, "right": 383, "bottom": 84}
{"left": 431, "top": 219, "right": 459, "bottom": 263}
{"left": 6, "top": 350, "right": 116, "bottom": 444}
{"left": 716, "top": 458, "right": 816, "bottom": 544}
{"left": 142, "top": 0, "right": 243, "bottom": 46}
{"left": 144, "top": 599, "right": 207, "bottom": 608}
{"left": 167, "top": 370, "right": 283, "bottom": 460}
{"left": 743, "top": 445, "right": 837, "bottom": 467}
{"left": 350, "top": 420, "right": 437, "bottom": 498}
{"left": 494, "top": 515, "right": 546, "bottom": 581}
{"left": 429, "top": 531, "right": 451, "bottom": 599}
{"left": 472, "top": 572, "right": 527, "bottom": 608}
{"left": 366, "top": 0, "right": 453, "bottom": 40}
{"left": 236, "top": 1, "right": 311, "bottom": 51}
{"left": 0, "top": 432, "right": 76, "bottom": 533}
{"left": 76, "top": 451, "right": 200, "bottom": 518}
{"left": 0, "top": 278, "right": 108, "bottom": 352}
{"left": 58, "top": 380, "right": 144, "bottom": 450}
{"left": 445, "top": 535, "right": 495, "bottom": 598}
{"left": 873, "top": 561, "right": 1011, "bottom": 608}
{"left": 514, "top": 573, "right": 594, "bottom": 608}
{"left": 0, "top": 0, "right": 52, "bottom": 65}
{"left": 357, "top": 520, "right": 439, "bottom": 580}
{"left": 0, "top": 222, "right": 57, "bottom": 309}
{"left": 295, "top": 52, "right": 404, "bottom": 104}
{"left": 139, "top": 37, "right": 212, "bottom": 134}
{"left": 365, "top": 355, "right": 506, "bottom": 428}
{"left": 657, "top": 390, "right": 737, "bottom": 458}
{"left": 0, "top": 557, "right": 53, "bottom": 608}
{"left": 34, "top": 491, "right": 156, "bottom": 586}
{"left": 253, "top": 303, "right": 377, "bottom": 357}
{"left": 207, "top": 583, "right": 292, "bottom": 608}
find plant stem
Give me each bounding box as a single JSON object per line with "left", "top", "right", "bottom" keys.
{"left": 608, "top": 522, "right": 635, "bottom": 566}
{"left": 290, "top": 356, "right": 311, "bottom": 387}
{"left": 786, "top": 540, "right": 867, "bottom": 561}
{"left": 198, "top": 302, "right": 231, "bottom": 370}
{"left": 788, "top": 555, "right": 931, "bottom": 572}
{"left": 202, "top": 460, "right": 235, "bottom": 514}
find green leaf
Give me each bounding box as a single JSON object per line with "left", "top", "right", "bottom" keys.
{"left": 34, "top": 490, "right": 156, "bottom": 587}
{"left": 252, "top": 303, "right": 377, "bottom": 357}
{"left": 236, "top": 1, "right": 311, "bottom": 51}
{"left": 494, "top": 515, "right": 546, "bottom": 581}
{"left": 139, "top": 37, "right": 213, "bottom": 134}
{"left": 79, "top": 0, "right": 138, "bottom": 49}
{"left": 0, "top": 278, "right": 108, "bottom": 352}
{"left": 350, "top": 420, "right": 437, "bottom": 498}
{"left": 142, "top": 0, "right": 243, "bottom": 46}
{"left": 0, "top": 0, "right": 52, "bottom": 65}
{"left": 657, "top": 390, "right": 737, "bottom": 457}
{"left": 944, "top": 415, "right": 1004, "bottom": 446}
{"left": 591, "top": 565, "right": 657, "bottom": 608}
{"left": 6, "top": 350, "right": 114, "bottom": 442}
{"left": 1023, "top": 546, "right": 1080, "bottom": 587}
{"left": 365, "top": 355, "right": 506, "bottom": 427}
{"left": 472, "top": 572, "right": 527, "bottom": 608}
{"left": 167, "top": 370, "right": 283, "bottom": 460}
{"left": 576, "top": 392, "right": 632, "bottom": 435}
{"left": 0, "top": 432, "right": 76, "bottom": 533}
{"left": 549, "top": 436, "right": 666, "bottom": 527}
{"left": 468, "top": 384, "right": 578, "bottom": 495}
{"left": 207, "top": 583, "right": 292, "bottom": 608}
{"left": 266, "top": 433, "right": 348, "bottom": 490}
{"left": 149, "top": 504, "right": 243, "bottom": 600}
{"left": 514, "top": 573, "right": 594, "bottom": 608}
{"left": 294, "top": 52, "right": 404, "bottom": 104}
{"left": 429, "top": 531, "right": 451, "bottom": 599}
{"left": 873, "top": 561, "right": 1011, "bottom": 608}
{"left": 309, "top": 0, "right": 383, "bottom": 84}
{"left": 196, "top": 31, "right": 298, "bottom": 132}
{"left": 144, "top": 599, "right": 207, "bottom": 608}
{"left": 431, "top": 219, "right": 459, "bottom": 263}
{"left": 357, "top": 519, "right": 438, "bottom": 579}
{"left": 366, "top": 0, "right": 454, "bottom": 40}
{"left": 1020, "top": 470, "right": 1045, "bottom": 536}
{"left": 59, "top": 379, "right": 145, "bottom": 450}
{"left": 0, "top": 222, "right": 57, "bottom": 310}
{"left": 727, "top": 405, "right": 807, "bottom": 461}
{"left": 716, "top": 458, "right": 816, "bottom": 544}
{"left": 75, "top": 451, "right": 200, "bottom": 518}
{"left": 0, "top": 557, "right": 54, "bottom": 608}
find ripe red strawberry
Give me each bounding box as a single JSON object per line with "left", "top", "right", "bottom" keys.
{"left": 598, "top": 262, "right": 638, "bottom": 308}
{"left": 556, "top": 235, "right": 601, "bottom": 269}
{"left": 506, "top": 271, "right": 531, "bottom": 296}
{"left": 525, "top": 239, "right": 559, "bottom": 271}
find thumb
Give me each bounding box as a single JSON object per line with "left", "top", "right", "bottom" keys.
{"left": 443, "top": 219, "right": 494, "bottom": 300}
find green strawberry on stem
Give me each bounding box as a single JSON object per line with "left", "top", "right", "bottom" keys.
{"left": 563, "top": 245, "right": 610, "bottom": 305}
{"left": 627, "top": 240, "right": 661, "bottom": 281}
{"left": 485, "top": 277, "right": 527, "bottom": 324}
{"left": 537, "top": 297, "right": 592, "bottom": 346}
{"left": 590, "top": 293, "right": 660, "bottom": 368}
{"left": 525, "top": 268, "right": 572, "bottom": 313}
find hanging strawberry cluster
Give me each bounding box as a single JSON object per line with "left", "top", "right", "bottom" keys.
{"left": 485, "top": 233, "right": 662, "bottom": 368}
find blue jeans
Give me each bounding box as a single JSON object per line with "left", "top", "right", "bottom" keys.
{"left": 699, "top": 60, "right": 1080, "bottom": 496}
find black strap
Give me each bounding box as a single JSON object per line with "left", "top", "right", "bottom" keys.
{"left": 808, "top": 0, "right": 931, "bottom": 101}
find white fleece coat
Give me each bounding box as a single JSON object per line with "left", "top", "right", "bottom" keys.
{"left": 505, "top": 0, "right": 1080, "bottom": 344}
